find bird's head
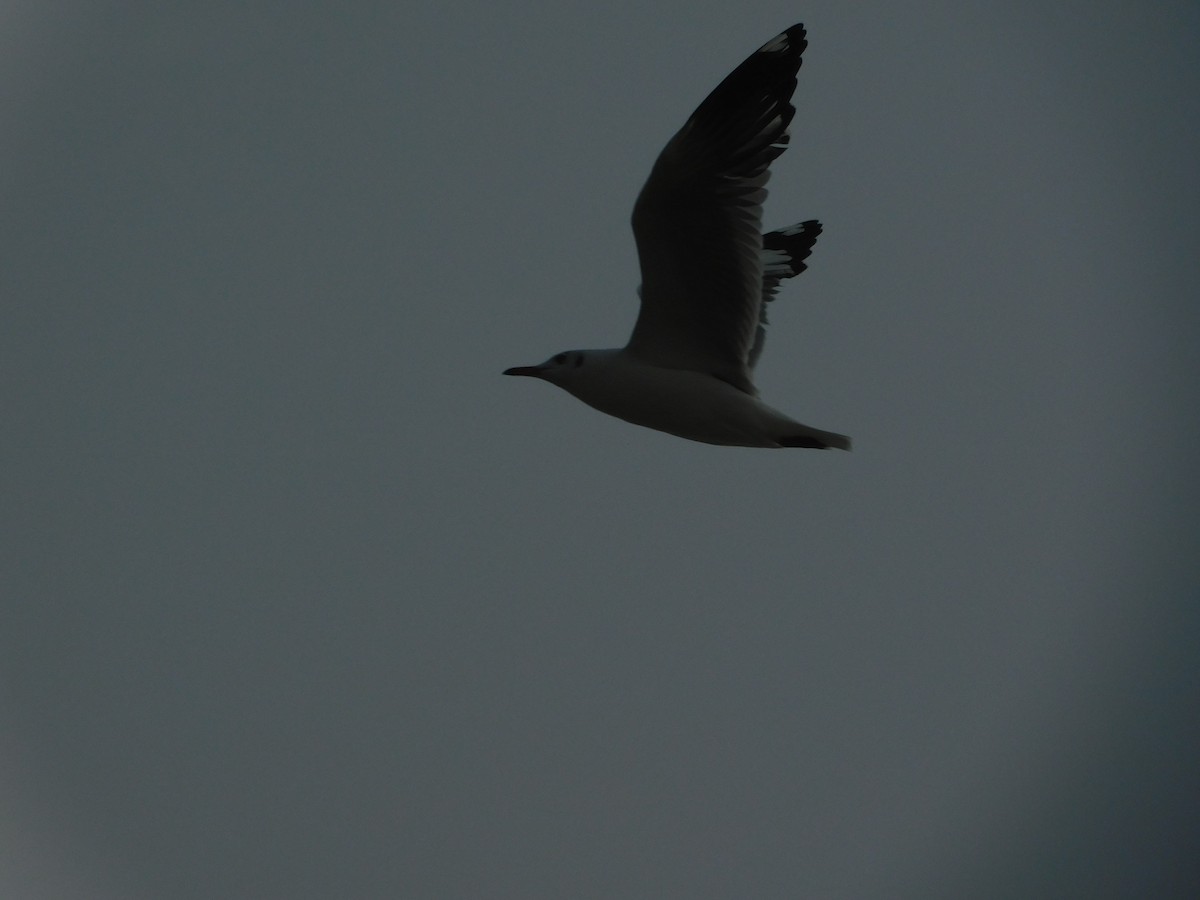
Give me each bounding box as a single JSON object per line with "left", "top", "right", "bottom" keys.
{"left": 503, "top": 350, "right": 588, "bottom": 386}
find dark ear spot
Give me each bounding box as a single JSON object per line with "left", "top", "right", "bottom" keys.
{"left": 572, "top": 353, "right": 583, "bottom": 368}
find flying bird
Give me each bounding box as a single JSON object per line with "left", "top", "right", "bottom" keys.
{"left": 505, "top": 24, "right": 850, "bottom": 450}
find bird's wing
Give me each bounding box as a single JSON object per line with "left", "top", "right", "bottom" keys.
{"left": 625, "top": 24, "right": 807, "bottom": 395}
{"left": 748, "top": 219, "right": 822, "bottom": 370}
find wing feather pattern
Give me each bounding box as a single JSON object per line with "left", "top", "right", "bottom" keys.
{"left": 748, "top": 219, "right": 822, "bottom": 370}
{"left": 626, "top": 25, "right": 808, "bottom": 394}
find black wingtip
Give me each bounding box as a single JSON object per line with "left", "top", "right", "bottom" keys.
{"left": 762, "top": 220, "right": 824, "bottom": 280}
{"left": 675, "top": 23, "right": 810, "bottom": 178}
{"left": 755, "top": 24, "right": 807, "bottom": 61}
{"left": 751, "top": 23, "right": 808, "bottom": 68}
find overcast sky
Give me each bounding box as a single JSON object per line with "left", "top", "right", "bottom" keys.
{"left": 3, "top": 2, "right": 1198, "bottom": 898}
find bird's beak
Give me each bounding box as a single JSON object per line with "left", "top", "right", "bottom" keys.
{"left": 503, "top": 365, "right": 544, "bottom": 377}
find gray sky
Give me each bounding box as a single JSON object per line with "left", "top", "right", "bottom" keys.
{"left": 3, "top": 2, "right": 1198, "bottom": 897}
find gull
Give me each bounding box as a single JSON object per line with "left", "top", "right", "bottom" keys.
{"left": 504, "top": 24, "right": 850, "bottom": 450}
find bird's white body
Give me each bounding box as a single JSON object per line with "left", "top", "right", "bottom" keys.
{"left": 537, "top": 349, "right": 848, "bottom": 449}
{"left": 505, "top": 25, "right": 851, "bottom": 451}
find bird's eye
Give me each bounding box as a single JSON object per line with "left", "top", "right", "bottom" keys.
{"left": 552, "top": 353, "right": 566, "bottom": 365}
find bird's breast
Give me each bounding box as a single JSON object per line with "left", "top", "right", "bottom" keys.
{"left": 560, "top": 356, "right": 781, "bottom": 447}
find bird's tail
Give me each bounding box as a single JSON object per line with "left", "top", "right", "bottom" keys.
{"left": 779, "top": 424, "right": 851, "bottom": 451}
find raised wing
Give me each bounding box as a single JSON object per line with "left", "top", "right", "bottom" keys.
{"left": 625, "top": 24, "right": 808, "bottom": 394}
